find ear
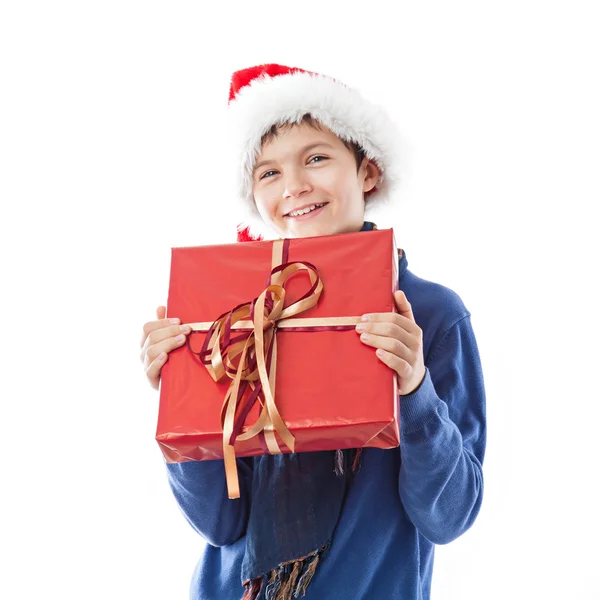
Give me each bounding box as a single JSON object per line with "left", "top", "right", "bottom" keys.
{"left": 361, "top": 158, "right": 381, "bottom": 194}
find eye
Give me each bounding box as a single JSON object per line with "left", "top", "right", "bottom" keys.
{"left": 259, "top": 170, "right": 278, "bottom": 180}
{"left": 308, "top": 155, "right": 328, "bottom": 164}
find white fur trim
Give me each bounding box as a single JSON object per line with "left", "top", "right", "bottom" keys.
{"left": 227, "top": 71, "right": 405, "bottom": 239}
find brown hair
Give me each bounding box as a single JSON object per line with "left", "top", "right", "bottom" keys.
{"left": 260, "top": 114, "right": 367, "bottom": 172}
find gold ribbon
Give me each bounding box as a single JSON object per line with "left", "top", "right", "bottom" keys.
{"left": 187, "top": 240, "right": 362, "bottom": 499}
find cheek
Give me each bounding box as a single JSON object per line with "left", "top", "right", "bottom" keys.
{"left": 317, "top": 167, "right": 359, "bottom": 198}
{"left": 315, "top": 168, "right": 342, "bottom": 190}
{"left": 253, "top": 189, "right": 279, "bottom": 220}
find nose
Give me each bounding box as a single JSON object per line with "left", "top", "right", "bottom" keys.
{"left": 282, "top": 168, "right": 312, "bottom": 200}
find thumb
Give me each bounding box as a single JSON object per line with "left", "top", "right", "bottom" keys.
{"left": 156, "top": 305, "right": 167, "bottom": 320}
{"left": 394, "top": 290, "right": 414, "bottom": 321}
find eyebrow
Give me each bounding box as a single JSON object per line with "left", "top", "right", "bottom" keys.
{"left": 253, "top": 142, "right": 336, "bottom": 174}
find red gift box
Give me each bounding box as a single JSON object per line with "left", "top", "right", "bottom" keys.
{"left": 156, "top": 228, "right": 400, "bottom": 498}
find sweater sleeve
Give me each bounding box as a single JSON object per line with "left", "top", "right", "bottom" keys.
{"left": 398, "top": 315, "right": 486, "bottom": 545}
{"left": 165, "top": 457, "right": 253, "bottom": 547}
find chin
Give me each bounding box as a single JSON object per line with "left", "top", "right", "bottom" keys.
{"left": 289, "top": 222, "right": 331, "bottom": 238}
{"left": 278, "top": 216, "right": 359, "bottom": 239}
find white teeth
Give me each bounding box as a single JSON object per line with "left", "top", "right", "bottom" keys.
{"left": 288, "top": 203, "right": 324, "bottom": 217}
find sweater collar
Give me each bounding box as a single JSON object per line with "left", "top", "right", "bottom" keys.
{"left": 360, "top": 221, "right": 376, "bottom": 232}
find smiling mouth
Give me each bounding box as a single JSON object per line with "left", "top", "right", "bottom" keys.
{"left": 285, "top": 202, "right": 328, "bottom": 218}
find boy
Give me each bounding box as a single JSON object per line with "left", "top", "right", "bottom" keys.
{"left": 140, "top": 64, "right": 486, "bottom": 600}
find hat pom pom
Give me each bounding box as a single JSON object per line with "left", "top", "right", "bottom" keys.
{"left": 237, "top": 224, "right": 263, "bottom": 243}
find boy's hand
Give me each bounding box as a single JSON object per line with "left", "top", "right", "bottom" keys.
{"left": 139, "top": 305, "right": 192, "bottom": 390}
{"left": 356, "top": 291, "right": 426, "bottom": 395}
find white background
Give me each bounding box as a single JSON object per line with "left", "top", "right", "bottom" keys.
{"left": 1, "top": 1, "right": 599, "bottom": 599}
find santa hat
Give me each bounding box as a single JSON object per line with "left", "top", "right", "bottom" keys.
{"left": 228, "top": 63, "right": 403, "bottom": 242}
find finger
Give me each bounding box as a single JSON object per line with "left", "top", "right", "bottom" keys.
{"left": 355, "top": 321, "right": 418, "bottom": 350}
{"left": 145, "top": 351, "right": 168, "bottom": 391}
{"left": 360, "top": 311, "right": 420, "bottom": 336}
{"left": 374, "top": 348, "right": 412, "bottom": 380}
{"left": 145, "top": 323, "right": 191, "bottom": 351}
{"left": 393, "top": 290, "right": 415, "bottom": 322}
{"left": 358, "top": 331, "right": 411, "bottom": 362}
{"left": 156, "top": 305, "right": 167, "bottom": 320}
{"left": 140, "top": 316, "right": 181, "bottom": 349}
{"left": 141, "top": 326, "right": 191, "bottom": 363}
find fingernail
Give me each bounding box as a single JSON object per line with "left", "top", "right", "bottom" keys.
{"left": 360, "top": 333, "right": 370, "bottom": 341}
{"left": 158, "top": 352, "right": 166, "bottom": 360}
{"left": 169, "top": 318, "right": 180, "bottom": 324}
{"left": 355, "top": 324, "right": 365, "bottom": 333}
{"left": 180, "top": 324, "right": 191, "bottom": 333}
{"left": 361, "top": 315, "right": 370, "bottom": 322}
{"left": 175, "top": 334, "right": 185, "bottom": 342}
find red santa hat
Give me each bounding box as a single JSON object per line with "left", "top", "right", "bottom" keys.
{"left": 228, "top": 63, "right": 403, "bottom": 242}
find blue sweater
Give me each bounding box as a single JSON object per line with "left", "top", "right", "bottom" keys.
{"left": 165, "top": 245, "right": 487, "bottom": 600}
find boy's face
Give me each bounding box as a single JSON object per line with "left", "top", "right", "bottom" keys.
{"left": 251, "top": 122, "right": 380, "bottom": 239}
